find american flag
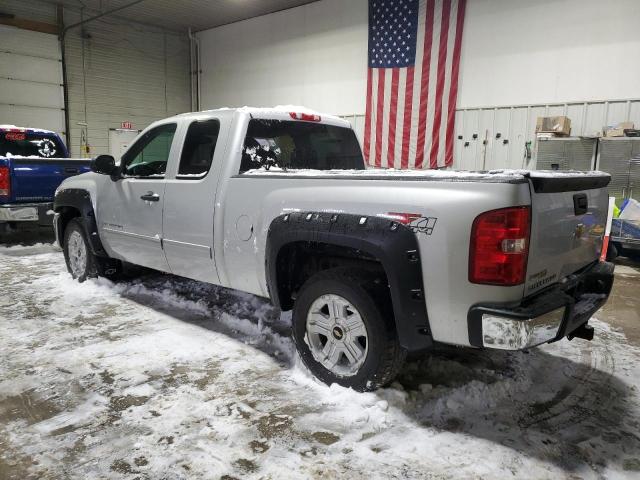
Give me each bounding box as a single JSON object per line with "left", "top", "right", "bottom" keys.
{"left": 363, "top": 0, "right": 466, "bottom": 169}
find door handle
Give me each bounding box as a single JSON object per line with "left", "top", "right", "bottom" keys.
{"left": 140, "top": 192, "right": 160, "bottom": 202}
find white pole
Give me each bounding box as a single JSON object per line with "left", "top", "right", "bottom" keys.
{"left": 600, "top": 196, "right": 616, "bottom": 262}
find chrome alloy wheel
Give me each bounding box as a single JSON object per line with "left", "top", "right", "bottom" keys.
{"left": 305, "top": 294, "right": 369, "bottom": 377}
{"left": 67, "top": 230, "right": 87, "bottom": 278}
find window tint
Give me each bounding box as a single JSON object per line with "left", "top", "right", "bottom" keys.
{"left": 122, "top": 123, "right": 176, "bottom": 177}
{"left": 177, "top": 119, "right": 220, "bottom": 178}
{"left": 0, "top": 132, "right": 65, "bottom": 158}
{"left": 240, "top": 119, "right": 365, "bottom": 173}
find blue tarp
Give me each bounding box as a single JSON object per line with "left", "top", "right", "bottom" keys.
{"left": 612, "top": 218, "right": 640, "bottom": 239}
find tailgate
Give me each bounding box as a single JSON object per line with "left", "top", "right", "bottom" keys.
{"left": 7, "top": 158, "right": 91, "bottom": 203}
{"left": 525, "top": 171, "right": 611, "bottom": 296}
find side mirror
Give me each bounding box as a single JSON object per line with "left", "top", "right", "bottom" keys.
{"left": 91, "top": 154, "right": 117, "bottom": 176}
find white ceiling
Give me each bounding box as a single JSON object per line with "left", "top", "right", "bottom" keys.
{"left": 55, "top": 0, "right": 320, "bottom": 32}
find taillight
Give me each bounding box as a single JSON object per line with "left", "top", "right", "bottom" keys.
{"left": 0, "top": 166, "right": 9, "bottom": 197}
{"left": 469, "top": 206, "right": 531, "bottom": 286}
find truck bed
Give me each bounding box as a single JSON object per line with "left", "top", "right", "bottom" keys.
{"left": 0, "top": 156, "right": 92, "bottom": 203}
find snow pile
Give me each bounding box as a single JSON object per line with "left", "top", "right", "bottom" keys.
{"left": 1, "top": 244, "right": 639, "bottom": 479}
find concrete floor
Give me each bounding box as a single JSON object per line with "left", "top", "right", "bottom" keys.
{"left": 599, "top": 258, "right": 640, "bottom": 345}
{"left": 1, "top": 228, "right": 639, "bottom": 479}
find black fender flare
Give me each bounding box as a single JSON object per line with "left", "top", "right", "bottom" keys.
{"left": 53, "top": 188, "right": 108, "bottom": 256}
{"left": 265, "top": 212, "right": 432, "bottom": 352}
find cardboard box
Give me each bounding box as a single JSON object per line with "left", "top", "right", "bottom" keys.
{"left": 605, "top": 121, "right": 635, "bottom": 137}
{"left": 536, "top": 116, "right": 571, "bottom": 136}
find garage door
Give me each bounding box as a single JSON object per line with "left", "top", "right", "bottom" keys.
{"left": 0, "top": 25, "right": 65, "bottom": 141}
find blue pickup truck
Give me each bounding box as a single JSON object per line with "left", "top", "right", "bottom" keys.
{"left": 0, "top": 126, "right": 91, "bottom": 232}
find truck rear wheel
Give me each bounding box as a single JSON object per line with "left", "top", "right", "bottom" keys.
{"left": 292, "top": 268, "right": 405, "bottom": 391}
{"left": 63, "top": 218, "right": 121, "bottom": 282}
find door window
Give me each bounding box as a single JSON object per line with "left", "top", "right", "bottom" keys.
{"left": 122, "top": 123, "right": 177, "bottom": 177}
{"left": 177, "top": 119, "right": 220, "bottom": 179}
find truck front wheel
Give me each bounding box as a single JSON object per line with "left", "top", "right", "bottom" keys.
{"left": 63, "top": 218, "right": 121, "bottom": 282}
{"left": 292, "top": 268, "right": 406, "bottom": 391}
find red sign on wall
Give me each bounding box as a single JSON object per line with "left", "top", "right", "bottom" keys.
{"left": 121, "top": 121, "right": 133, "bottom": 130}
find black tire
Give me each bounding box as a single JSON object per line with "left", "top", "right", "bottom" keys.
{"left": 63, "top": 218, "right": 121, "bottom": 282}
{"left": 606, "top": 243, "right": 619, "bottom": 262}
{"left": 292, "top": 268, "right": 406, "bottom": 391}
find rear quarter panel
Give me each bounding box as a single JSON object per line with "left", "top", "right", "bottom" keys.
{"left": 217, "top": 175, "right": 532, "bottom": 347}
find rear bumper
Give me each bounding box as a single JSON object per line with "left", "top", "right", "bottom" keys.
{"left": 0, "top": 203, "right": 53, "bottom": 224}
{"left": 467, "top": 261, "right": 614, "bottom": 350}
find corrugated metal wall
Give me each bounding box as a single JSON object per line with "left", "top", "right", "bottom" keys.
{"left": 0, "top": 25, "right": 65, "bottom": 136}
{"left": 0, "top": 1, "right": 64, "bottom": 136}
{"left": 0, "top": 0, "right": 56, "bottom": 23}
{"left": 63, "top": 10, "right": 190, "bottom": 157}
{"left": 343, "top": 99, "right": 640, "bottom": 170}
{"left": 0, "top": 0, "right": 190, "bottom": 158}
{"left": 454, "top": 100, "right": 640, "bottom": 171}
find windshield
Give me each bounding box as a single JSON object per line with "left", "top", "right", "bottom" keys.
{"left": 240, "top": 119, "right": 365, "bottom": 172}
{"left": 0, "top": 132, "right": 65, "bottom": 158}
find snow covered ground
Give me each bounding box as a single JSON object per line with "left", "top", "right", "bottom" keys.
{"left": 1, "top": 242, "right": 639, "bottom": 479}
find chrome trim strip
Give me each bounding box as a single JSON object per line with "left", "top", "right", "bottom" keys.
{"left": 163, "top": 238, "right": 212, "bottom": 258}
{"left": 102, "top": 227, "right": 162, "bottom": 244}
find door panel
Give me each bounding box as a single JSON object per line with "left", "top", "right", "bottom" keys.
{"left": 162, "top": 118, "right": 226, "bottom": 284}
{"left": 99, "top": 178, "right": 169, "bottom": 272}
{"left": 98, "top": 123, "right": 177, "bottom": 272}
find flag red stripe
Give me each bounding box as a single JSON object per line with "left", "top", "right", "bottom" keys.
{"left": 401, "top": 66, "right": 415, "bottom": 169}
{"left": 414, "top": 0, "right": 435, "bottom": 170}
{"left": 429, "top": 0, "right": 452, "bottom": 169}
{"left": 363, "top": 68, "right": 374, "bottom": 165}
{"left": 387, "top": 68, "right": 400, "bottom": 168}
{"left": 375, "top": 69, "right": 385, "bottom": 168}
{"left": 445, "top": 0, "right": 466, "bottom": 167}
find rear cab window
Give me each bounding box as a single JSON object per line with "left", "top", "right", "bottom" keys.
{"left": 177, "top": 119, "right": 220, "bottom": 179}
{"left": 0, "top": 131, "right": 65, "bottom": 158}
{"left": 239, "top": 119, "right": 365, "bottom": 173}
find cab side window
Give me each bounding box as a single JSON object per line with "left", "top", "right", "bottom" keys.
{"left": 177, "top": 119, "right": 220, "bottom": 178}
{"left": 122, "top": 123, "right": 177, "bottom": 177}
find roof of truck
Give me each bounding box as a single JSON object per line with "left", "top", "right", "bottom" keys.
{"left": 169, "top": 106, "right": 351, "bottom": 128}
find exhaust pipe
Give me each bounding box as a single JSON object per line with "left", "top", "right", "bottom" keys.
{"left": 568, "top": 323, "right": 595, "bottom": 342}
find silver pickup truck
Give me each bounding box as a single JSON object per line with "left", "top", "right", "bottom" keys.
{"left": 53, "top": 107, "right": 615, "bottom": 391}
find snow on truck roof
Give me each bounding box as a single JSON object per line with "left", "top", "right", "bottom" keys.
{"left": 0, "top": 125, "right": 58, "bottom": 135}
{"left": 171, "top": 106, "right": 350, "bottom": 127}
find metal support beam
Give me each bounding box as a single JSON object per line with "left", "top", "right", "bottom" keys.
{"left": 62, "top": 0, "right": 147, "bottom": 37}
{"left": 58, "top": 5, "right": 71, "bottom": 147}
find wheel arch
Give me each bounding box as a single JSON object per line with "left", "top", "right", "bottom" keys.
{"left": 265, "top": 212, "right": 432, "bottom": 352}
{"left": 53, "top": 188, "right": 107, "bottom": 256}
